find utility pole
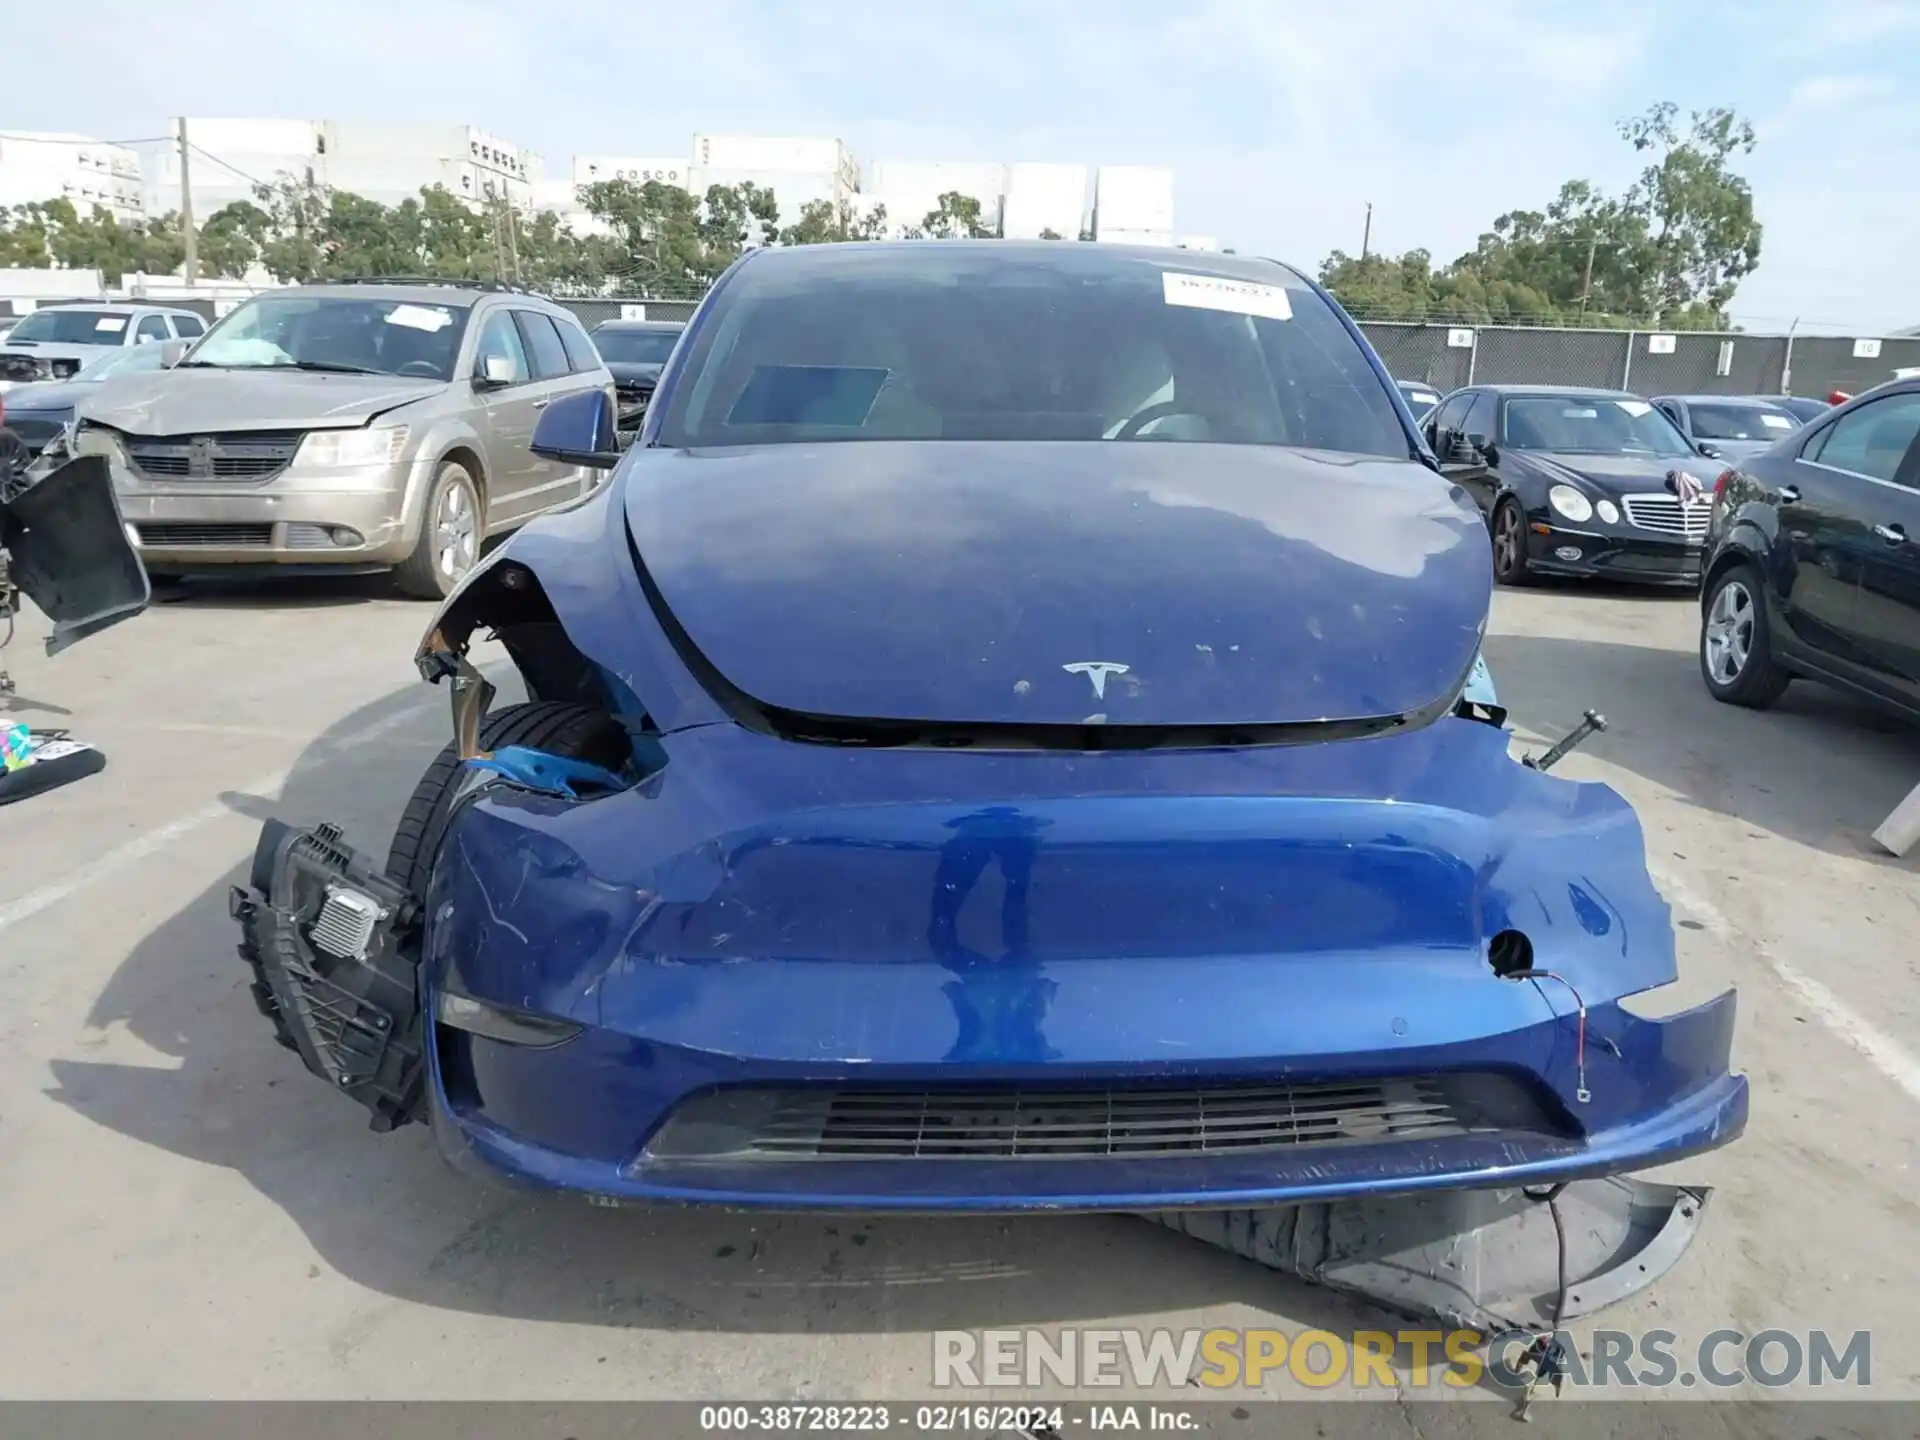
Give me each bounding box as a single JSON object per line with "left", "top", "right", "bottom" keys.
{"left": 178, "top": 116, "right": 198, "bottom": 285}
{"left": 1577, "top": 233, "right": 1597, "bottom": 319}
{"left": 1361, "top": 202, "right": 1373, "bottom": 261}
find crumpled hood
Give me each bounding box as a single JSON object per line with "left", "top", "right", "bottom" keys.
{"left": 78, "top": 368, "right": 445, "bottom": 435}
{"left": 1511, "top": 450, "right": 1723, "bottom": 497}
{"left": 626, "top": 440, "right": 1492, "bottom": 731}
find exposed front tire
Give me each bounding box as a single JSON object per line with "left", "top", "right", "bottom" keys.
{"left": 1700, "top": 564, "right": 1790, "bottom": 708}
{"left": 393, "top": 460, "right": 483, "bottom": 601}
{"left": 1491, "top": 497, "right": 1534, "bottom": 587}
{"left": 385, "top": 701, "right": 630, "bottom": 895}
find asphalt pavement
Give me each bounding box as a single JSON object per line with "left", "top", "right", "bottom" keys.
{"left": 0, "top": 574, "right": 1916, "bottom": 1409}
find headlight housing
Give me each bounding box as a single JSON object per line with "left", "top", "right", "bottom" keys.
{"left": 1595, "top": 498, "right": 1620, "bottom": 524}
{"left": 1548, "top": 483, "right": 1594, "bottom": 522}
{"left": 297, "top": 425, "right": 410, "bottom": 468}
{"left": 71, "top": 420, "right": 124, "bottom": 460}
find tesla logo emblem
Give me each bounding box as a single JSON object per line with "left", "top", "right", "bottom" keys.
{"left": 1063, "top": 661, "right": 1129, "bottom": 700}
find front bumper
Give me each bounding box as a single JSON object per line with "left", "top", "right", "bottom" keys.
{"left": 426, "top": 991, "right": 1747, "bottom": 1212}
{"left": 1523, "top": 517, "right": 1704, "bottom": 586}
{"left": 89, "top": 442, "right": 432, "bottom": 568}
{"left": 414, "top": 718, "right": 1748, "bottom": 1212}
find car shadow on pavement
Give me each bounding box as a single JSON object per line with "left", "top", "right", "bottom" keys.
{"left": 1484, "top": 629, "right": 1920, "bottom": 864}
{"left": 152, "top": 572, "right": 405, "bottom": 610}
{"left": 44, "top": 682, "right": 1398, "bottom": 1342}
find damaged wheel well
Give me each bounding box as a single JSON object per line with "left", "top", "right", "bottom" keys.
{"left": 425, "top": 558, "right": 628, "bottom": 716}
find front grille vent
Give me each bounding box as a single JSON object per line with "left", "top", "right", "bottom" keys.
{"left": 137, "top": 522, "right": 273, "bottom": 547}
{"left": 125, "top": 430, "right": 303, "bottom": 483}
{"left": 1622, "top": 492, "right": 1711, "bottom": 541}
{"left": 645, "top": 1073, "right": 1559, "bottom": 1163}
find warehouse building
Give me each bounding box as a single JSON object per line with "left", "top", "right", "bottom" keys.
{"left": 135, "top": 119, "right": 542, "bottom": 217}
{"left": 0, "top": 131, "right": 145, "bottom": 223}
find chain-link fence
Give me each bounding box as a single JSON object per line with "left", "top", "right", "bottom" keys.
{"left": 556, "top": 297, "right": 702, "bottom": 327}
{"left": 1355, "top": 321, "right": 1920, "bottom": 400}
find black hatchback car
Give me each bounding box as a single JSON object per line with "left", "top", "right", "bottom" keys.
{"left": 1697, "top": 378, "right": 1920, "bottom": 720}
{"left": 1423, "top": 384, "right": 1729, "bottom": 587}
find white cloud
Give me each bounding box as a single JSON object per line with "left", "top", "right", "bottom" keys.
{"left": 1788, "top": 74, "right": 1897, "bottom": 109}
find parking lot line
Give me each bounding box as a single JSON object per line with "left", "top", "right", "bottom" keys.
{"left": 0, "top": 695, "right": 440, "bottom": 938}
{"left": 1655, "top": 862, "right": 1920, "bottom": 1105}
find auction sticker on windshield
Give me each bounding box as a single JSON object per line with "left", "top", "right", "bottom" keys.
{"left": 1762, "top": 413, "right": 1794, "bottom": 429}
{"left": 1162, "top": 272, "right": 1293, "bottom": 321}
{"left": 94, "top": 316, "right": 127, "bottom": 333}
{"left": 386, "top": 304, "right": 454, "bottom": 331}
{"left": 1615, "top": 399, "right": 1654, "bottom": 417}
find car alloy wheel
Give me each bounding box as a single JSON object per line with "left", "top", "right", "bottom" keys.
{"left": 1702, "top": 577, "right": 1754, "bottom": 684}
{"left": 434, "top": 474, "right": 479, "bottom": 583}
{"left": 1491, "top": 500, "right": 1530, "bottom": 584}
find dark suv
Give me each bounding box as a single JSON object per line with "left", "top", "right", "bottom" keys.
{"left": 1698, "top": 378, "right": 1920, "bottom": 720}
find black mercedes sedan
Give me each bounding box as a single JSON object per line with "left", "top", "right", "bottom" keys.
{"left": 1696, "top": 378, "right": 1920, "bottom": 720}
{"left": 589, "top": 319, "right": 686, "bottom": 433}
{"left": 1423, "top": 384, "right": 1729, "bottom": 587}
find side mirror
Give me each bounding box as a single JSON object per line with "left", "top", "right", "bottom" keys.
{"left": 530, "top": 389, "right": 622, "bottom": 470}
{"left": 159, "top": 340, "right": 189, "bottom": 368}
{"left": 1696, "top": 441, "right": 1721, "bottom": 459}
{"left": 474, "top": 354, "right": 517, "bottom": 389}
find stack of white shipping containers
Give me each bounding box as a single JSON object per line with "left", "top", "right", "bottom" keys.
{"left": 863, "top": 160, "right": 1005, "bottom": 236}
{"left": 690, "top": 135, "right": 860, "bottom": 224}
{"left": 1093, "top": 166, "right": 1175, "bottom": 246}
{"left": 1000, "top": 163, "right": 1089, "bottom": 240}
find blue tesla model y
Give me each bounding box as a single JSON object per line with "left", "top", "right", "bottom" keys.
{"left": 234, "top": 241, "right": 1746, "bottom": 1214}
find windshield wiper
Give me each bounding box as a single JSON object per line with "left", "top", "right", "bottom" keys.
{"left": 277, "top": 360, "right": 388, "bottom": 376}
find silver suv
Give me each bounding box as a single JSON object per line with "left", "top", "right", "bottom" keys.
{"left": 74, "top": 279, "right": 615, "bottom": 597}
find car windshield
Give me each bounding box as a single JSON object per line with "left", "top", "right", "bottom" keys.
{"left": 1503, "top": 395, "right": 1694, "bottom": 457}
{"left": 7, "top": 309, "right": 134, "bottom": 345}
{"left": 594, "top": 328, "right": 681, "bottom": 364}
{"left": 657, "top": 246, "right": 1409, "bottom": 455}
{"left": 187, "top": 294, "right": 469, "bottom": 380}
{"left": 1687, "top": 401, "right": 1799, "bottom": 440}
{"left": 76, "top": 345, "right": 168, "bottom": 380}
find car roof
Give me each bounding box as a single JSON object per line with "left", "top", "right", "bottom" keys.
{"left": 281, "top": 282, "right": 496, "bottom": 309}
{"left": 1654, "top": 393, "right": 1791, "bottom": 406}
{"left": 593, "top": 319, "right": 685, "bottom": 333}
{"left": 739, "top": 237, "right": 1306, "bottom": 286}
{"left": 1474, "top": 383, "right": 1638, "bottom": 398}
{"left": 41, "top": 300, "right": 201, "bottom": 316}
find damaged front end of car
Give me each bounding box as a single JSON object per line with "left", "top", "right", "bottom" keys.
{"left": 228, "top": 397, "right": 1747, "bottom": 1347}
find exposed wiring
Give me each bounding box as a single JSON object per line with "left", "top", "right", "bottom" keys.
{"left": 1515, "top": 1181, "right": 1573, "bottom": 1416}
{"left": 1507, "top": 967, "right": 1589, "bottom": 1103}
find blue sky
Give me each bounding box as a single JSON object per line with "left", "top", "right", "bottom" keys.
{"left": 9, "top": 0, "right": 1918, "bottom": 331}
